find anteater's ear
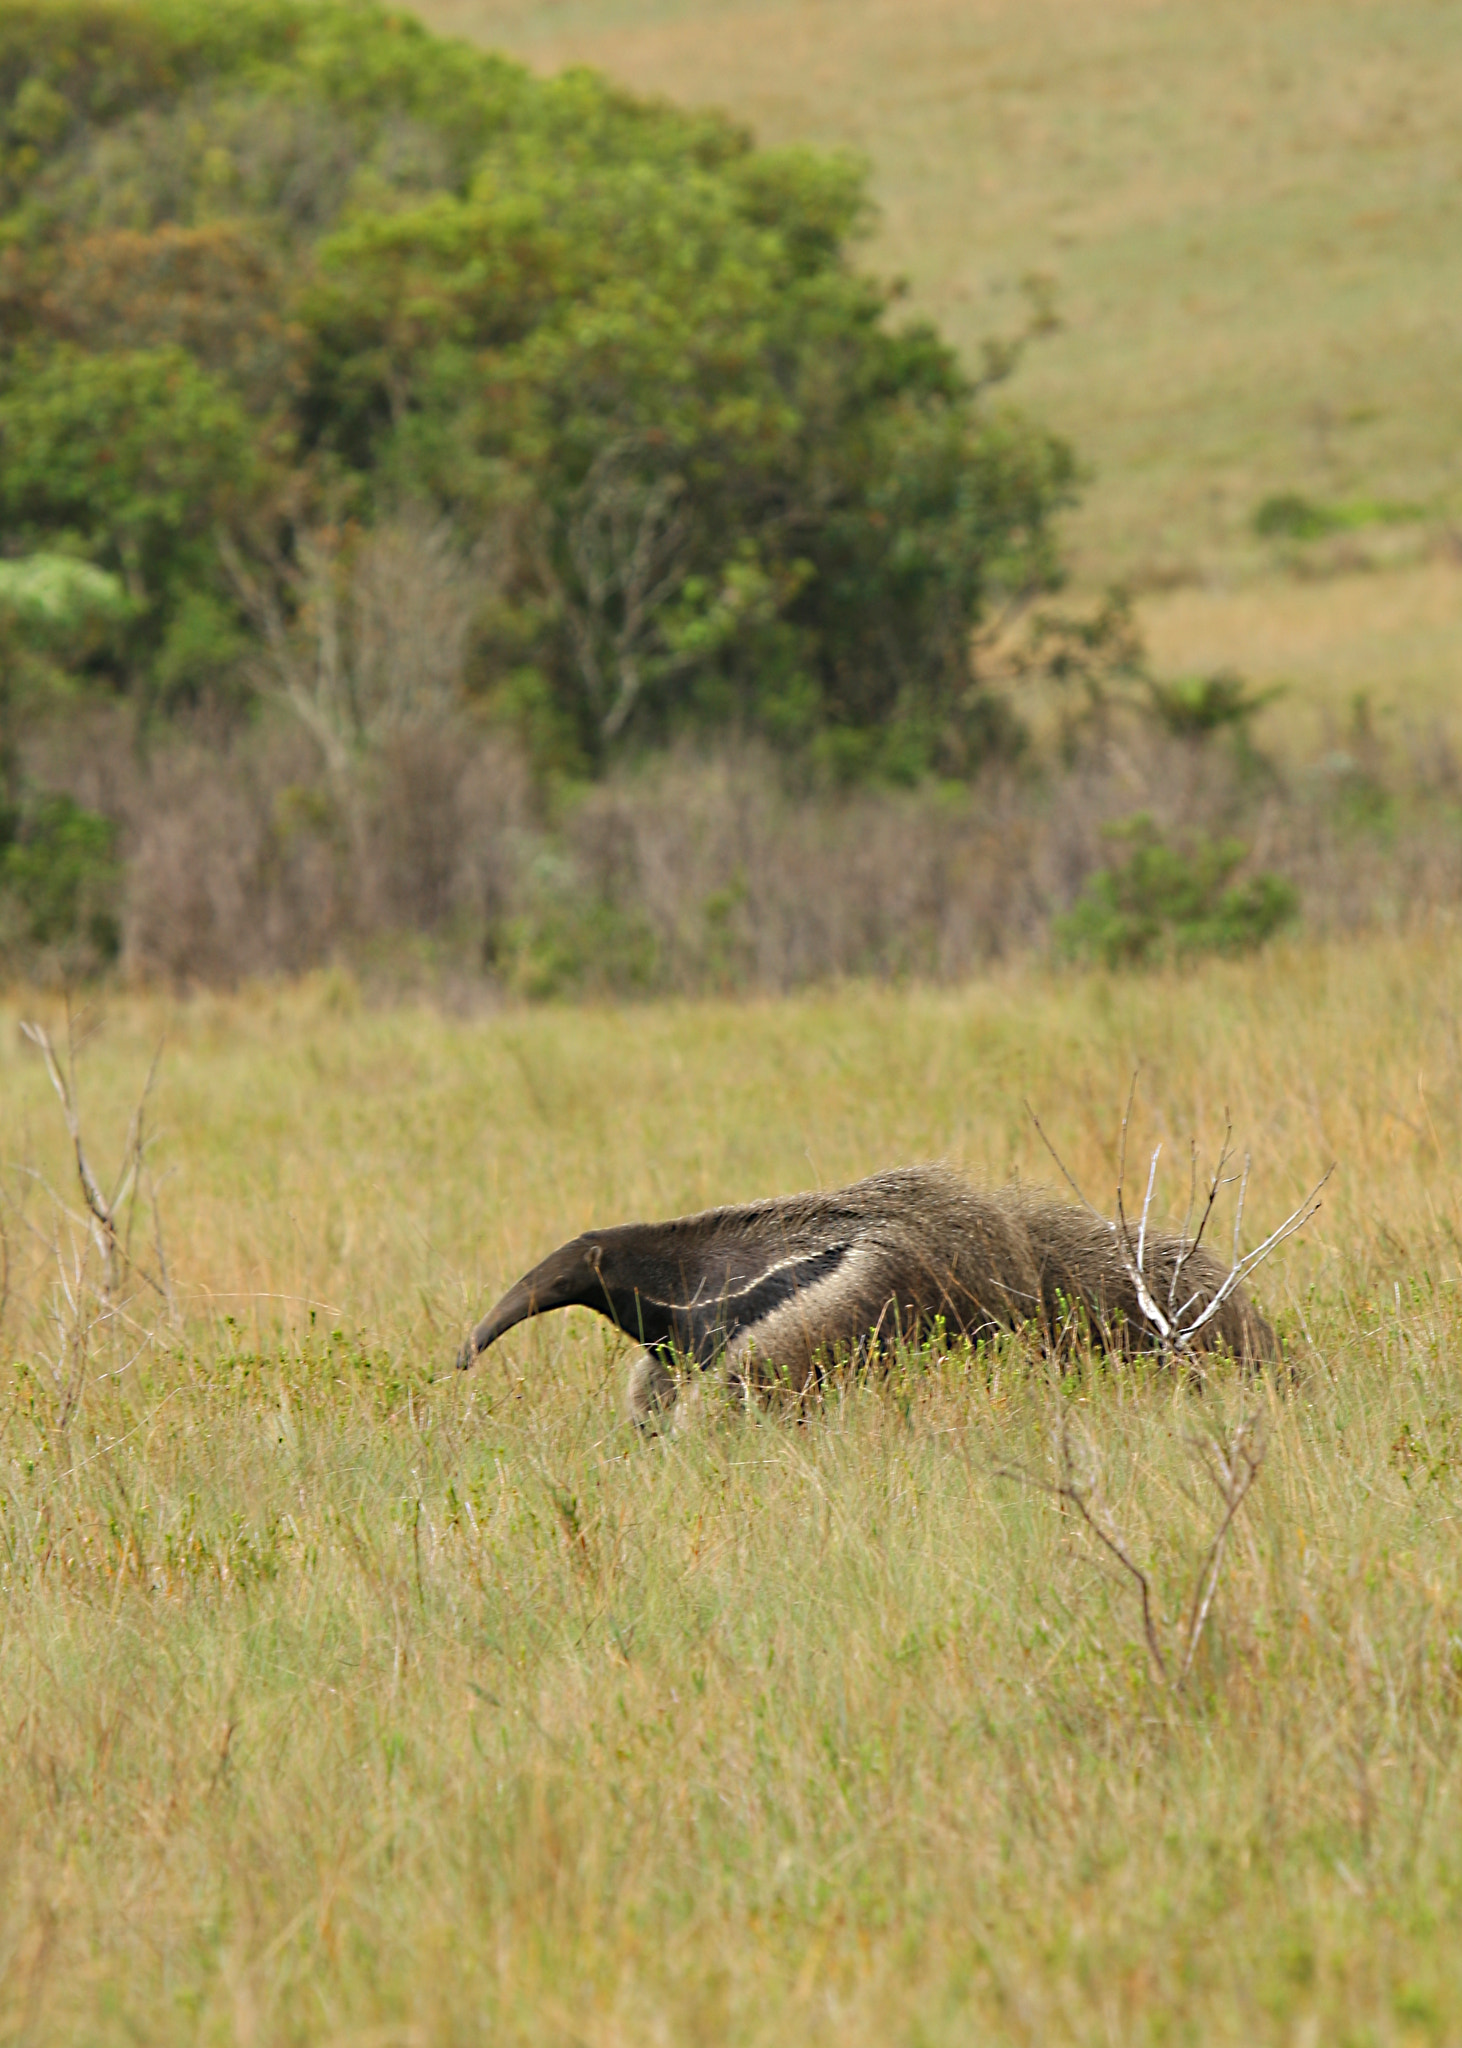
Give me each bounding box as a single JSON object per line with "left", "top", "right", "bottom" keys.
{"left": 456, "top": 1235, "right": 604, "bottom": 1369}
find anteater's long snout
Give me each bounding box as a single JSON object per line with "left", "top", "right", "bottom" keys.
{"left": 454, "top": 1280, "right": 531, "bottom": 1369}
{"left": 454, "top": 1237, "right": 602, "bottom": 1370}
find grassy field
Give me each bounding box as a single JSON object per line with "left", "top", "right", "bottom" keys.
{"left": 2, "top": 936, "right": 1462, "bottom": 2041}
{"left": 410, "top": 0, "right": 1462, "bottom": 751}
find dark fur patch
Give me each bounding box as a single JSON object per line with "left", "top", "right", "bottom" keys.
{"left": 643, "top": 1240, "right": 855, "bottom": 1365}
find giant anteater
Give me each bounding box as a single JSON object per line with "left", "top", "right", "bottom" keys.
{"left": 456, "top": 1166, "right": 1276, "bottom": 1424}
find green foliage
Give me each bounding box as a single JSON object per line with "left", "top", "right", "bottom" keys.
{"left": 1144, "top": 669, "right": 1281, "bottom": 741}
{"left": 304, "top": 125, "right": 1072, "bottom": 773}
{"left": 1252, "top": 492, "right": 1425, "bottom": 542}
{"left": 0, "top": 0, "right": 1075, "bottom": 774}
{"left": 1056, "top": 814, "right": 1297, "bottom": 969}
{"left": 491, "top": 863, "right": 659, "bottom": 1000}
{"left": 0, "top": 551, "right": 132, "bottom": 639}
{"left": 0, "top": 345, "right": 257, "bottom": 702}
{"left": 0, "top": 788, "right": 121, "bottom": 966}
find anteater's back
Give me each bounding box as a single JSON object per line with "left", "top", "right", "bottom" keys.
{"left": 710, "top": 1167, "right": 1276, "bottom": 1392}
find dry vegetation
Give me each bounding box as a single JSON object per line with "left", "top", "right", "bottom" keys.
{"left": 34, "top": 683, "right": 1462, "bottom": 992}
{"left": 415, "top": 0, "right": 1462, "bottom": 750}
{"left": 2, "top": 940, "right": 1462, "bottom": 2041}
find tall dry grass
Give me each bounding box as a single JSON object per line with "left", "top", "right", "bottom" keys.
{"left": 1, "top": 938, "right": 1461, "bottom": 2039}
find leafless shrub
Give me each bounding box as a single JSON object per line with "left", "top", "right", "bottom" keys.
{"left": 999, "top": 1090, "right": 1326, "bottom": 1688}
{"left": 11, "top": 1014, "right": 173, "bottom": 1435}
{"left": 222, "top": 504, "right": 503, "bottom": 779}
{"left": 354, "top": 723, "right": 533, "bottom": 939}
{"left": 1005, "top": 1406, "right": 1267, "bottom": 1690}
{"left": 1029, "top": 1078, "right": 1331, "bottom": 1366}
{"left": 31, "top": 708, "right": 534, "bottom": 986}
{"left": 13, "top": 678, "right": 1462, "bottom": 992}
{"left": 118, "top": 723, "right": 345, "bottom": 983}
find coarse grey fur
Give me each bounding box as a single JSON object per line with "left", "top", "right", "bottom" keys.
{"left": 456, "top": 1166, "right": 1278, "bottom": 1424}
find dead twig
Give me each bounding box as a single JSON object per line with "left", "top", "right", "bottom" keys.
{"left": 1004, "top": 1410, "right": 1170, "bottom": 1680}
{"left": 20, "top": 1017, "right": 121, "bottom": 1293}
{"left": 1000, "top": 1406, "right": 1269, "bottom": 1692}
{"left": 17, "top": 1019, "right": 174, "bottom": 1431}
{"left": 1031, "top": 1076, "right": 1331, "bottom": 1361}
{"left": 1177, "top": 1415, "right": 1266, "bottom": 1686}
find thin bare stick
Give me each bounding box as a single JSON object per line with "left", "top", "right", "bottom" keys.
{"left": 20, "top": 1020, "right": 118, "bottom": 1288}
{"left": 1173, "top": 1139, "right": 1201, "bottom": 1296}
{"left": 1001, "top": 1406, "right": 1267, "bottom": 1693}
{"left": 1000, "top": 1415, "right": 1169, "bottom": 1682}
{"left": 1176, "top": 1169, "right": 1332, "bottom": 1346}
{"left": 1177, "top": 1417, "right": 1266, "bottom": 1688}
{"left": 19, "top": 1024, "right": 171, "bottom": 1306}
{"left": 1111, "top": 1152, "right": 1178, "bottom": 1351}
{"left": 1030, "top": 1079, "right": 1329, "bottom": 1368}
{"left": 1168, "top": 1123, "right": 1236, "bottom": 1319}
{"left": 1066, "top": 1498, "right": 1168, "bottom": 1681}
{"left": 114, "top": 1041, "right": 163, "bottom": 1280}
{"left": 1025, "top": 1103, "right": 1110, "bottom": 1223}
{"left": 1136, "top": 1144, "right": 1161, "bottom": 1291}
{"left": 1231, "top": 1153, "right": 1252, "bottom": 1269}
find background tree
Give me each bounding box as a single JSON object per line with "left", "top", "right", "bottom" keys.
{"left": 0, "top": 0, "right": 1075, "bottom": 776}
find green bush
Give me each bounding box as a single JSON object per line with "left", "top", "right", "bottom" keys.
{"left": 0, "top": 346, "right": 258, "bottom": 705}
{"left": 0, "top": 552, "right": 132, "bottom": 639}
{"left": 0, "top": 789, "right": 122, "bottom": 968}
{"left": 487, "top": 846, "right": 659, "bottom": 998}
{"left": 492, "top": 896, "right": 660, "bottom": 1001}
{"left": 1144, "top": 669, "right": 1280, "bottom": 741}
{"left": 1055, "top": 814, "right": 1297, "bottom": 969}
{"left": 1252, "top": 492, "right": 1424, "bottom": 542}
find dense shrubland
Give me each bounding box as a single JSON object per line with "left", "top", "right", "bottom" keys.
{"left": 0, "top": 0, "right": 1456, "bottom": 990}
{"left": 14, "top": 690, "right": 1452, "bottom": 995}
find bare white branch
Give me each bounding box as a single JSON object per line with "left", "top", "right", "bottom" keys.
{"left": 1029, "top": 1083, "right": 1330, "bottom": 1363}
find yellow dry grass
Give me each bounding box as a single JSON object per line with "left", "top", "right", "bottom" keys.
{"left": 411, "top": 0, "right": 1462, "bottom": 736}
{"left": 1139, "top": 558, "right": 1462, "bottom": 756}
{"left": 2, "top": 936, "right": 1462, "bottom": 2040}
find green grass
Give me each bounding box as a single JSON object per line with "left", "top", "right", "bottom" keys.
{"left": 3, "top": 938, "right": 1462, "bottom": 2039}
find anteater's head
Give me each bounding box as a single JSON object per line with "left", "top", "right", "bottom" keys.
{"left": 455, "top": 1224, "right": 688, "bottom": 1370}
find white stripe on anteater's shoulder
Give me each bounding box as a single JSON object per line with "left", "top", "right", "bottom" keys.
{"left": 456, "top": 1165, "right": 1277, "bottom": 1423}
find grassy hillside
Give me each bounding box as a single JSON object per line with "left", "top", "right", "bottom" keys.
{"left": 412, "top": 0, "right": 1462, "bottom": 750}
{"left": 3, "top": 939, "right": 1462, "bottom": 2038}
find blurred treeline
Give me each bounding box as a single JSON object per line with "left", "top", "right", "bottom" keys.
{"left": 1, "top": 0, "right": 1456, "bottom": 990}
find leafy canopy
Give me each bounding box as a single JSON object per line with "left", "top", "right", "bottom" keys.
{"left": 0, "top": 0, "right": 1075, "bottom": 773}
